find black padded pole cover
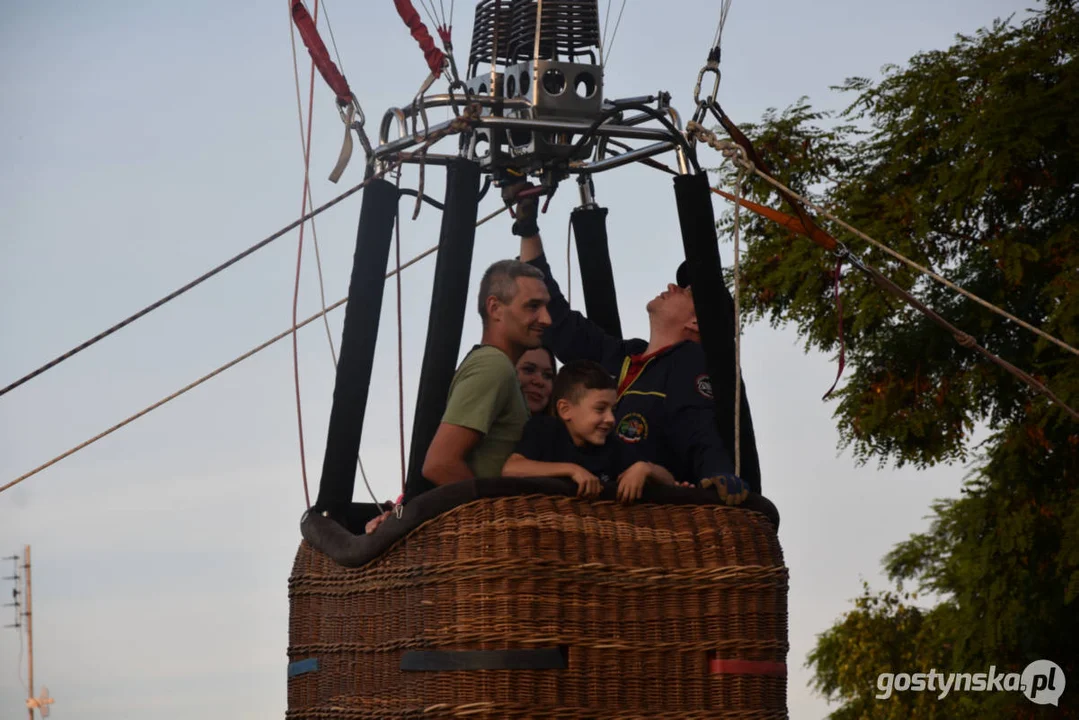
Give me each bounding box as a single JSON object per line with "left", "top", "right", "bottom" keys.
{"left": 314, "top": 178, "right": 399, "bottom": 513}
{"left": 571, "top": 206, "right": 623, "bottom": 339}
{"left": 673, "top": 172, "right": 762, "bottom": 493}
{"left": 403, "top": 159, "right": 482, "bottom": 502}
{"left": 401, "top": 648, "right": 568, "bottom": 671}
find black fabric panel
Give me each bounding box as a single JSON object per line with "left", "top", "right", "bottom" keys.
{"left": 403, "top": 160, "right": 482, "bottom": 502}
{"left": 571, "top": 206, "right": 623, "bottom": 339}
{"left": 672, "top": 173, "right": 763, "bottom": 493}
{"left": 400, "top": 648, "right": 568, "bottom": 671}
{"left": 313, "top": 179, "right": 399, "bottom": 513}
{"left": 301, "top": 477, "right": 780, "bottom": 569}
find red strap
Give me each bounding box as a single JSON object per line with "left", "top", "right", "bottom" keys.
{"left": 716, "top": 107, "right": 836, "bottom": 253}
{"left": 709, "top": 658, "right": 787, "bottom": 677}
{"left": 710, "top": 185, "right": 838, "bottom": 251}
{"left": 642, "top": 155, "right": 841, "bottom": 252}
{"left": 393, "top": 0, "right": 446, "bottom": 76}
{"left": 822, "top": 256, "right": 846, "bottom": 400}
{"left": 290, "top": 0, "right": 352, "bottom": 105}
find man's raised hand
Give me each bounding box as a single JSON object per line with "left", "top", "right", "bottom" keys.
{"left": 502, "top": 180, "right": 540, "bottom": 238}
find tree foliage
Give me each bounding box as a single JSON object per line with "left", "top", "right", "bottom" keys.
{"left": 716, "top": 1, "right": 1079, "bottom": 716}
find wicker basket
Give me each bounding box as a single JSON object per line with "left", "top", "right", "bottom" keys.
{"left": 288, "top": 494, "right": 788, "bottom": 719}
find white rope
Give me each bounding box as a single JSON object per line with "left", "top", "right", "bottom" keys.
{"left": 309, "top": 227, "right": 338, "bottom": 360}
{"left": 412, "top": 149, "right": 428, "bottom": 220}
{"left": 600, "top": 0, "right": 613, "bottom": 65}
{"left": 319, "top": 0, "right": 347, "bottom": 77}
{"left": 477, "top": 204, "right": 510, "bottom": 227}
{"left": 0, "top": 252, "right": 421, "bottom": 495}
{"left": 291, "top": 5, "right": 380, "bottom": 506}
{"left": 289, "top": 12, "right": 339, "bottom": 367}
{"left": 731, "top": 166, "right": 745, "bottom": 477}
{"left": 712, "top": 0, "right": 734, "bottom": 51}
{"left": 394, "top": 172, "right": 408, "bottom": 495}
{"left": 288, "top": 1, "right": 324, "bottom": 507}
{"left": 602, "top": 0, "right": 628, "bottom": 68}
{"left": 566, "top": 214, "right": 574, "bottom": 309}
{"left": 685, "top": 122, "right": 1079, "bottom": 360}
{"left": 1, "top": 202, "right": 511, "bottom": 496}
{"left": 417, "top": 0, "right": 441, "bottom": 34}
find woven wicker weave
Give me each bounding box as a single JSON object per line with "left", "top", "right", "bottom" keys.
{"left": 288, "top": 495, "right": 788, "bottom": 719}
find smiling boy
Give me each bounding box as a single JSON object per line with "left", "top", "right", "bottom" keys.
{"left": 503, "top": 182, "right": 756, "bottom": 505}
{"left": 503, "top": 360, "right": 678, "bottom": 502}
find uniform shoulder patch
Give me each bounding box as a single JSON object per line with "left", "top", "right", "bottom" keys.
{"left": 616, "top": 412, "right": 648, "bottom": 443}
{"left": 695, "top": 374, "right": 713, "bottom": 399}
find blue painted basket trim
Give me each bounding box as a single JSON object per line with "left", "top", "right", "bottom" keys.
{"left": 288, "top": 658, "right": 320, "bottom": 677}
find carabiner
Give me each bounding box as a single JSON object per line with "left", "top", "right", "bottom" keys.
{"left": 446, "top": 79, "right": 468, "bottom": 117}
{"left": 410, "top": 72, "right": 437, "bottom": 142}
{"left": 339, "top": 96, "right": 373, "bottom": 159}
{"left": 338, "top": 94, "right": 365, "bottom": 129}
{"left": 691, "top": 63, "right": 722, "bottom": 124}
{"left": 412, "top": 102, "right": 431, "bottom": 143}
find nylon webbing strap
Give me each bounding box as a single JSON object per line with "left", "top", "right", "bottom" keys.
{"left": 404, "top": 160, "right": 481, "bottom": 502}
{"left": 712, "top": 104, "right": 835, "bottom": 252}
{"left": 571, "top": 206, "right": 624, "bottom": 339}
{"left": 314, "top": 179, "right": 399, "bottom": 514}
{"left": 673, "top": 172, "right": 762, "bottom": 494}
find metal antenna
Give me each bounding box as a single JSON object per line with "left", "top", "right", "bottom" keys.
{"left": 25, "top": 547, "right": 34, "bottom": 720}
{"left": 2, "top": 554, "right": 21, "bottom": 631}
{"left": 4, "top": 547, "right": 55, "bottom": 720}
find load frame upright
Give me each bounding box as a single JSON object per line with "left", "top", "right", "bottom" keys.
{"left": 313, "top": 178, "right": 399, "bottom": 516}
{"left": 673, "top": 171, "right": 762, "bottom": 493}
{"left": 404, "top": 159, "right": 483, "bottom": 502}
{"left": 570, "top": 176, "right": 623, "bottom": 339}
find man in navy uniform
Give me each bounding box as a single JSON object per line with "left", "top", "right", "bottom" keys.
{"left": 507, "top": 186, "right": 760, "bottom": 501}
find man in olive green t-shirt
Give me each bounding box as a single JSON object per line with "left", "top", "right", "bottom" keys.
{"left": 421, "top": 259, "right": 552, "bottom": 484}
{"left": 365, "top": 259, "right": 552, "bottom": 534}
{"left": 437, "top": 344, "right": 531, "bottom": 478}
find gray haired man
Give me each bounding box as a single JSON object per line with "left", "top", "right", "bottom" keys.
{"left": 366, "top": 259, "right": 551, "bottom": 533}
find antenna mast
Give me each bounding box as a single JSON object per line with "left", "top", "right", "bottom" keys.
{"left": 24, "top": 546, "right": 34, "bottom": 720}
{"left": 3, "top": 553, "right": 24, "bottom": 717}
{"left": 5, "top": 547, "right": 53, "bottom": 719}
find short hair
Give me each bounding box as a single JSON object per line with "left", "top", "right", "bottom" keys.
{"left": 552, "top": 360, "right": 616, "bottom": 406}
{"left": 477, "top": 259, "right": 546, "bottom": 325}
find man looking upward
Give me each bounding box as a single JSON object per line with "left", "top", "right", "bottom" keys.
{"left": 507, "top": 184, "right": 759, "bottom": 501}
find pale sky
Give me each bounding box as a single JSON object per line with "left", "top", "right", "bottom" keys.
{"left": 1, "top": 1, "right": 1031, "bottom": 718}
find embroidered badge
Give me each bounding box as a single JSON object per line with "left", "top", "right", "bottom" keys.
{"left": 696, "top": 374, "right": 713, "bottom": 399}
{"left": 616, "top": 413, "right": 648, "bottom": 443}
